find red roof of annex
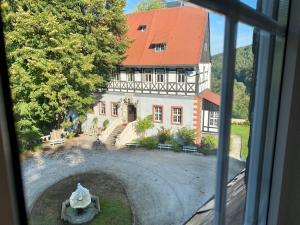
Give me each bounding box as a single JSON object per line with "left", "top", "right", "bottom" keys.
{"left": 200, "top": 89, "right": 221, "bottom": 106}
{"left": 122, "top": 7, "right": 208, "bottom": 66}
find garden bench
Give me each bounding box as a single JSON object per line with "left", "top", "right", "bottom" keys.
{"left": 50, "top": 138, "right": 65, "bottom": 146}
{"left": 126, "top": 142, "right": 140, "bottom": 148}
{"left": 158, "top": 143, "right": 172, "bottom": 151}
{"left": 182, "top": 145, "right": 198, "bottom": 153}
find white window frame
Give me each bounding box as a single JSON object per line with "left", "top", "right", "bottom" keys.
{"left": 156, "top": 69, "right": 165, "bottom": 83}
{"left": 127, "top": 70, "right": 134, "bottom": 82}
{"left": 177, "top": 69, "right": 186, "bottom": 83}
{"left": 186, "top": 1, "right": 289, "bottom": 225}
{"left": 144, "top": 70, "right": 152, "bottom": 83}
{"left": 113, "top": 73, "right": 120, "bottom": 81}
{"left": 172, "top": 107, "right": 182, "bottom": 125}
{"left": 154, "top": 43, "right": 166, "bottom": 52}
{"left": 209, "top": 111, "right": 219, "bottom": 127}
{"left": 99, "top": 102, "right": 105, "bottom": 115}
{"left": 153, "top": 105, "right": 163, "bottom": 123}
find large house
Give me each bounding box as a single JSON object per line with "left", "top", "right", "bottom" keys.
{"left": 89, "top": 6, "right": 220, "bottom": 146}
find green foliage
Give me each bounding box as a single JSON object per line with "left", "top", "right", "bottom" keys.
{"left": 137, "top": 136, "right": 158, "bottom": 150}
{"left": 78, "top": 115, "right": 87, "bottom": 123}
{"left": 211, "top": 46, "right": 253, "bottom": 119}
{"left": 201, "top": 135, "right": 217, "bottom": 150}
{"left": 135, "top": 115, "right": 153, "bottom": 135}
{"left": 135, "top": 0, "right": 165, "bottom": 12}
{"left": 176, "top": 127, "right": 196, "bottom": 145}
{"left": 61, "top": 121, "right": 73, "bottom": 129}
{"left": 2, "top": 0, "right": 128, "bottom": 151}
{"left": 103, "top": 119, "right": 110, "bottom": 130}
{"left": 157, "top": 126, "right": 172, "bottom": 143}
{"left": 233, "top": 81, "right": 250, "bottom": 119}
{"left": 165, "top": 139, "right": 181, "bottom": 152}
{"left": 66, "top": 132, "right": 74, "bottom": 139}
{"left": 92, "top": 117, "right": 99, "bottom": 126}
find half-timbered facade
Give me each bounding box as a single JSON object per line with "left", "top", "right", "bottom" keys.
{"left": 90, "top": 6, "right": 220, "bottom": 144}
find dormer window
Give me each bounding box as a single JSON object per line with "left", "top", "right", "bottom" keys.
{"left": 153, "top": 43, "right": 167, "bottom": 52}
{"left": 138, "top": 25, "right": 147, "bottom": 32}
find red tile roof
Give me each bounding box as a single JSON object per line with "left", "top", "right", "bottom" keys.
{"left": 200, "top": 89, "right": 221, "bottom": 106}
{"left": 123, "top": 7, "right": 208, "bottom": 66}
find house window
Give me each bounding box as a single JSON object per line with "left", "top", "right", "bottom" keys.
{"left": 177, "top": 69, "right": 186, "bottom": 83}
{"left": 111, "top": 103, "right": 118, "bottom": 117}
{"left": 153, "top": 105, "right": 163, "bottom": 123}
{"left": 113, "top": 73, "right": 120, "bottom": 81}
{"left": 127, "top": 69, "right": 134, "bottom": 82}
{"left": 144, "top": 70, "right": 152, "bottom": 82}
{"left": 172, "top": 107, "right": 182, "bottom": 125}
{"left": 138, "top": 25, "right": 147, "bottom": 32}
{"left": 209, "top": 111, "right": 219, "bottom": 127}
{"left": 99, "top": 102, "right": 106, "bottom": 115}
{"left": 156, "top": 70, "right": 164, "bottom": 83}
{"left": 154, "top": 43, "right": 167, "bottom": 52}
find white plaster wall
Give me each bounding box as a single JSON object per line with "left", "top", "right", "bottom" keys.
{"left": 93, "top": 92, "right": 195, "bottom": 136}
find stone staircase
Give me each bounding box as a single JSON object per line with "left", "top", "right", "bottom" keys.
{"left": 104, "top": 124, "right": 126, "bottom": 149}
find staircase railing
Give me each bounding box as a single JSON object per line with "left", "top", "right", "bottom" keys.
{"left": 115, "top": 121, "right": 139, "bottom": 148}
{"left": 99, "top": 118, "right": 123, "bottom": 143}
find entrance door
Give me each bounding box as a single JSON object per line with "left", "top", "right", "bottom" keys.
{"left": 127, "top": 105, "right": 137, "bottom": 122}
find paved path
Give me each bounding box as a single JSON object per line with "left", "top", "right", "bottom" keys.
{"left": 22, "top": 143, "right": 244, "bottom": 225}
{"left": 230, "top": 135, "right": 242, "bottom": 160}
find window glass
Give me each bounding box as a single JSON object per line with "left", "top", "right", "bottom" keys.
{"left": 99, "top": 102, "right": 105, "bottom": 115}
{"left": 156, "top": 70, "right": 164, "bottom": 83}
{"left": 112, "top": 103, "right": 118, "bottom": 116}
{"left": 177, "top": 69, "right": 185, "bottom": 83}
{"left": 153, "top": 106, "right": 163, "bottom": 122}
{"left": 172, "top": 107, "right": 182, "bottom": 124}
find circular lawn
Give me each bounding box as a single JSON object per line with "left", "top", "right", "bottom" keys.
{"left": 29, "top": 173, "right": 133, "bottom": 225}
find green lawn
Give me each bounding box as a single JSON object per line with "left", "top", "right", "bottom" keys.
{"left": 231, "top": 124, "right": 250, "bottom": 159}
{"left": 89, "top": 197, "right": 132, "bottom": 225}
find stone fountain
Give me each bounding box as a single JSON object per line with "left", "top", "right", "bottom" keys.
{"left": 61, "top": 183, "right": 100, "bottom": 224}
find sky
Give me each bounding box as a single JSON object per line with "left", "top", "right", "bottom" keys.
{"left": 125, "top": 0, "right": 257, "bottom": 55}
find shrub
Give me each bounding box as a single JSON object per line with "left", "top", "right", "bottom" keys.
{"left": 201, "top": 135, "right": 217, "bottom": 150}
{"left": 157, "top": 127, "right": 172, "bottom": 143}
{"left": 177, "top": 127, "right": 196, "bottom": 145}
{"left": 135, "top": 115, "right": 153, "bottom": 135}
{"left": 61, "top": 121, "right": 73, "bottom": 129}
{"left": 103, "top": 119, "right": 110, "bottom": 130}
{"left": 92, "top": 117, "right": 98, "bottom": 126}
{"left": 138, "top": 136, "right": 158, "bottom": 149}
{"left": 165, "top": 139, "right": 181, "bottom": 152}
{"left": 67, "top": 132, "right": 74, "bottom": 139}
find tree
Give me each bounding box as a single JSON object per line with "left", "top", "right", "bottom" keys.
{"left": 1, "top": 0, "right": 128, "bottom": 151}
{"left": 232, "top": 81, "right": 250, "bottom": 119}
{"left": 135, "top": 0, "right": 165, "bottom": 12}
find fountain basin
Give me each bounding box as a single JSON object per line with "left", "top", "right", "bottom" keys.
{"left": 61, "top": 196, "right": 100, "bottom": 224}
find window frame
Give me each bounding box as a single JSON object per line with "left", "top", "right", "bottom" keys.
{"left": 154, "top": 43, "right": 167, "bottom": 52}
{"left": 171, "top": 106, "right": 183, "bottom": 125}
{"left": 209, "top": 111, "right": 219, "bottom": 127}
{"left": 152, "top": 105, "right": 163, "bottom": 123}
{"left": 143, "top": 69, "right": 152, "bottom": 83}
{"left": 156, "top": 69, "right": 165, "bottom": 83}
{"left": 177, "top": 69, "right": 186, "bottom": 83}
{"left": 98, "top": 101, "right": 106, "bottom": 115}
{"left": 127, "top": 69, "right": 134, "bottom": 82}
{"left": 111, "top": 102, "right": 118, "bottom": 117}
{"left": 0, "top": 1, "right": 295, "bottom": 225}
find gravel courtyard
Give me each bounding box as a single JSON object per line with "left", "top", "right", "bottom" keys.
{"left": 22, "top": 137, "right": 245, "bottom": 225}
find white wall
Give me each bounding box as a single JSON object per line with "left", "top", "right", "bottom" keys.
{"left": 93, "top": 92, "right": 195, "bottom": 136}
